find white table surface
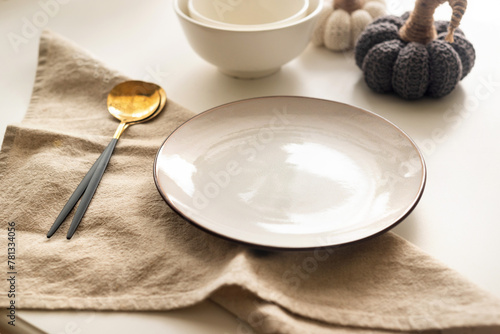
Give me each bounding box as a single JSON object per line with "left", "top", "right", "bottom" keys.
{"left": 1, "top": 0, "right": 499, "bottom": 333}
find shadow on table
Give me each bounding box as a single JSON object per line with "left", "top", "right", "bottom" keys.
{"left": 174, "top": 62, "right": 304, "bottom": 112}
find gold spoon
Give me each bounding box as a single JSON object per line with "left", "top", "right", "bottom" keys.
{"left": 122, "top": 83, "right": 167, "bottom": 129}
{"left": 47, "top": 81, "right": 166, "bottom": 239}
{"left": 106, "top": 81, "right": 162, "bottom": 139}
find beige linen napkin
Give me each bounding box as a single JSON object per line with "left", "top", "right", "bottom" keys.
{"left": 1, "top": 30, "right": 500, "bottom": 333}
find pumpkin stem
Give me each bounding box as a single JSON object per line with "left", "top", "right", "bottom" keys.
{"left": 399, "top": 0, "right": 444, "bottom": 44}
{"left": 399, "top": 0, "right": 467, "bottom": 44}
{"left": 446, "top": 0, "right": 467, "bottom": 43}
{"left": 333, "top": 0, "right": 365, "bottom": 13}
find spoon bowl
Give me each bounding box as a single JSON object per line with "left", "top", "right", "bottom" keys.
{"left": 107, "top": 81, "right": 161, "bottom": 122}
{"left": 124, "top": 84, "right": 167, "bottom": 129}
{"left": 107, "top": 81, "right": 162, "bottom": 139}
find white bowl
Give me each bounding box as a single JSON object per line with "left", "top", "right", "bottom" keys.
{"left": 174, "top": 0, "right": 323, "bottom": 79}
{"left": 188, "top": 0, "right": 309, "bottom": 30}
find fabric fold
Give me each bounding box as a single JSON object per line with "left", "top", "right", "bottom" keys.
{"left": 0, "top": 30, "right": 499, "bottom": 333}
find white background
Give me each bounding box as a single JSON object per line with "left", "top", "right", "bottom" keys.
{"left": 1, "top": 0, "right": 500, "bottom": 333}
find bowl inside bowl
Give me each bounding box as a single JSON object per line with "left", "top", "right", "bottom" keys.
{"left": 188, "top": 0, "right": 309, "bottom": 29}
{"left": 174, "top": 0, "right": 323, "bottom": 78}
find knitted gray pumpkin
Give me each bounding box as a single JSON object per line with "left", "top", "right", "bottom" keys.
{"left": 355, "top": 0, "right": 475, "bottom": 99}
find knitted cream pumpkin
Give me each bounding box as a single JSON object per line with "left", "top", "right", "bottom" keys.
{"left": 312, "top": 0, "right": 386, "bottom": 51}
{"left": 355, "top": 0, "right": 475, "bottom": 99}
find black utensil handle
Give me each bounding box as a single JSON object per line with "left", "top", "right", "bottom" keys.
{"left": 66, "top": 138, "right": 118, "bottom": 239}
{"left": 46, "top": 141, "right": 115, "bottom": 238}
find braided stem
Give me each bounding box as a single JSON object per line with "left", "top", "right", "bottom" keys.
{"left": 333, "top": 0, "right": 365, "bottom": 13}
{"left": 399, "top": 0, "right": 468, "bottom": 44}
{"left": 446, "top": 0, "right": 467, "bottom": 42}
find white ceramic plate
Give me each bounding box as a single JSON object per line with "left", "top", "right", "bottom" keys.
{"left": 154, "top": 97, "right": 426, "bottom": 249}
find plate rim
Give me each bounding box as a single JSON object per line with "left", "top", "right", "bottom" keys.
{"left": 153, "top": 95, "right": 427, "bottom": 250}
